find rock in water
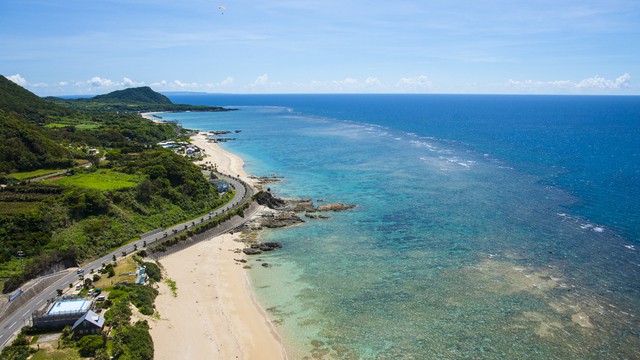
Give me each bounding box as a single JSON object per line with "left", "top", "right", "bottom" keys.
{"left": 315, "top": 203, "right": 357, "bottom": 212}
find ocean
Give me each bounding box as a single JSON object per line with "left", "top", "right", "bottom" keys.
{"left": 165, "top": 94, "right": 640, "bottom": 359}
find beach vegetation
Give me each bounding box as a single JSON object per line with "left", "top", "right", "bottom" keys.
{"left": 76, "top": 335, "right": 105, "bottom": 357}
{"left": 142, "top": 262, "right": 161, "bottom": 283}
{"left": 112, "top": 320, "right": 154, "bottom": 360}
{"left": 104, "top": 299, "right": 132, "bottom": 327}
{"left": 107, "top": 284, "right": 159, "bottom": 316}
{"left": 165, "top": 278, "right": 177, "bottom": 297}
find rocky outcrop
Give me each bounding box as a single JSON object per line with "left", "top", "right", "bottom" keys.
{"left": 250, "top": 176, "right": 282, "bottom": 186}
{"left": 242, "top": 242, "right": 282, "bottom": 256}
{"left": 239, "top": 193, "right": 355, "bottom": 257}
{"left": 253, "top": 191, "right": 286, "bottom": 209}
{"left": 305, "top": 213, "right": 331, "bottom": 220}
{"left": 254, "top": 191, "right": 355, "bottom": 213}
{"left": 262, "top": 212, "right": 304, "bottom": 228}
{"left": 313, "top": 203, "right": 357, "bottom": 212}
{"left": 279, "top": 198, "right": 315, "bottom": 212}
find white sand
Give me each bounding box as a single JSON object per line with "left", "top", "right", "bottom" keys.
{"left": 149, "top": 132, "right": 285, "bottom": 359}
{"left": 190, "top": 132, "right": 256, "bottom": 187}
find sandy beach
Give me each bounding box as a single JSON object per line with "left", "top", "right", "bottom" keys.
{"left": 148, "top": 129, "right": 286, "bottom": 359}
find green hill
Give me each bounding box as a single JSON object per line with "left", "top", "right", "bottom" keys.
{"left": 47, "top": 86, "right": 231, "bottom": 113}
{"left": 0, "top": 75, "right": 74, "bottom": 125}
{"left": 0, "top": 110, "right": 73, "bottom": 173}
{"left": 0, "top": 76, "right": 74, "bottom": 172}
{"left": 92, "top": 86, "right": 173, "bottom": 104}
{"left": 0, "top": 77, "right": 226, "bottom": 294}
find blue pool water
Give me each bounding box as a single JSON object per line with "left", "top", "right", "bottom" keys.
{"left": 166, "top": 94, "right": 640, "bottom": 359}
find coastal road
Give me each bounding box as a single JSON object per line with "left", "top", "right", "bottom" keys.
{"left": 0, "top": 172, "right": 255, "bottom": 349}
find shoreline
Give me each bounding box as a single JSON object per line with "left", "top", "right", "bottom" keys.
{"left": 149, "top": 131, "right": 287, "bottom": 359}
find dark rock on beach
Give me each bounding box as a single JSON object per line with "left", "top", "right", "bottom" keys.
{"left": 253, "top": 191, "right": 286, "bottom": 209}
{"left": 251, "top": 242, "right": 283, "bottom": 252}
{"left": 242, "top": 248, "right": 262, "bottom": 255}
{"left": 260, "top": 212, "right": 305, "bottom": 228}
{"left": 242, "top": 242, "right": 282, "bottom": 256}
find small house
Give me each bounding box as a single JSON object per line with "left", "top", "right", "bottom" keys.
{"left": 214, "top": 181, "right": 230, "bottom": 193}
{"left": 135, "top": 266, "right": 148, "bottom": 285}
{"left": 71, "top": 310, "right": 105, "bottom": 338}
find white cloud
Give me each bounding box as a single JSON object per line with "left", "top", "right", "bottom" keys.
{"left": 251, "top": 74, "right": 269, "bottom": 87}
{"left": 577, "top": 73, "right": 631, "bottom": 89}
{"left": 84, "top": 76, "right": 145, "bottom": 89}
{"left": 507, "top": 73, "right": 631, "bottom": 92}
{"left": 171, "top": 80, "right": 201, "bottom": 88}
{"left": 88, "top": 76, "right": 115, "bottom": 88}
{"left": 150, "top": 80, "right": 169, "bottom": 87}
{"left": 7, "top": 74, "right": 27, "bottom": 86}
{"left": 365, "top": 77, "right": 381, "bottom": 86}
{"left": 396, "top": 75, "right": 432, "bottom": 90}
{"left": 122, "top": 77, "right": 144, "bottom": 88}
{"left": 218, "top": 76, "right": 234, "bottom": 87}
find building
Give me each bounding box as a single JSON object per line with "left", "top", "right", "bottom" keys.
{"left": 71, "top": 310, "right": 105, "bottom": 338}
{"left": 32, "top": 298, "right": 92, "bottom": 329}
{"left": 135, "top": 266, "right": 148, "bottom": 285}
{"left": 214, "top": 181, "right": 230, "bottom": 193}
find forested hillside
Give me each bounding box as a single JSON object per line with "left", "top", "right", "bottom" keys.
{"left": 92, "top": 86, "right": 173, "bottom": 104}
{"left": 46, "top": 85, "right": 233, "bottom": 113}
{"left": 0, "top": 76, "right": 226, "bottom": 293}
{"left": 0, "top": 110, "right": 74, "bottom": 173}
{"left": 0, "top": 76, "right": 74, "bottom": 125}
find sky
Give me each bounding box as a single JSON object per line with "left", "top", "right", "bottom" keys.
{"left": 1, "top": 0, "right": 639, "bottom": 95}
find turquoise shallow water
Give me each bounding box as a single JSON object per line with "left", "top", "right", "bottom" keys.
{"left": 167, "top": 95, "right": 640, "bottom": 359}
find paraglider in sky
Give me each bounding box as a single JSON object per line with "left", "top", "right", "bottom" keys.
{"left": 218, "top": 5, "right": 225, "bottom": 15}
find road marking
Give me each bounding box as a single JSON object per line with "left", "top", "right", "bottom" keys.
{"left": 22, "top": 311, "right": 29, "bottom": 317}
{"left": 10, "top": 321, "right": 16, "bottom": 328}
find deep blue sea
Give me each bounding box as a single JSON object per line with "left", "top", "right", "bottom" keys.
{"left": 165, "top": 94, "right": 640, "bottom": 359}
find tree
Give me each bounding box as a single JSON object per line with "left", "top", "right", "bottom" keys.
{"left": 77, "top": 335, "right": 105, "bottom": 357}
{"left": 112, "top": 321, "right": 153, "bottom": 360}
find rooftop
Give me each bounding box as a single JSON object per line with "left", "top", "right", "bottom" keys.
{"left": 47, "top": 299, "right": 91, "bottom": 316}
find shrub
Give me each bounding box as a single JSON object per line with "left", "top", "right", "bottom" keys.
{"left": 142, "top": 262, "right": 161, "bottom": 282}
{"left": 112, "top": 320, "right": 154, "bottom": 360}
{"left": 77, "top": 335, "right": 105, "bottom": 357}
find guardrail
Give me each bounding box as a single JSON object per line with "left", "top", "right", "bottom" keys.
{"left": 152, "top": 202, "right": 260, "bottom": 259}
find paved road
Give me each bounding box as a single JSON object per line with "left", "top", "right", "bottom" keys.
{"left": 0, "top": 172, "right": 255, "bottom": 348}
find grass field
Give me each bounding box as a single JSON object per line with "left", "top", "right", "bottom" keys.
{"left": 93, "top": 256, "right": 138, "bottom": 290}
{"left": 0, "top": 201, "right": 40, "bottom": 215}
{"left": 47, "top": 170, "right": 144, "bottom": 191}
{"left": 8, "top": 169, "right": 64, "bottom": 180}
{"left": 45, "top": 122, "right": 100, "bottom": 130}
{"left": 30, "top": 346, "right": 81, "bottom": 360}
